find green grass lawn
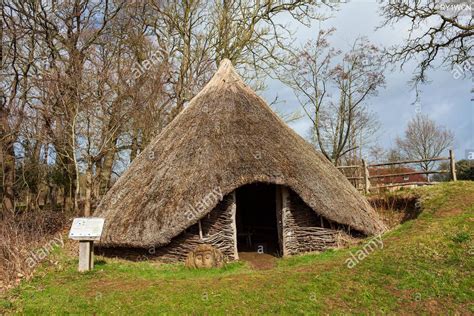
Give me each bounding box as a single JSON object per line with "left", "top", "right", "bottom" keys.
{"left": 1, "top": 182, "right": 473, "bottom": 315}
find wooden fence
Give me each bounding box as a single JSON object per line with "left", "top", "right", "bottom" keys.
{"left": 337, "top": 150, "right": 457, "bottom": 193}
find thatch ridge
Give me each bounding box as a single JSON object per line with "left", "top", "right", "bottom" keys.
{"left": 94, "top": 59, "right": 386, "bottom": 248}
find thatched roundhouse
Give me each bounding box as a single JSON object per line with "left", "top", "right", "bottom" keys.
{"left": 94, "top": 59, "right": 386, "bottom": 261}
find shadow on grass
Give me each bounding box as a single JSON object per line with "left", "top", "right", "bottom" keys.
{"left": 94, "top": 260, "right": 107, "bottom": 266}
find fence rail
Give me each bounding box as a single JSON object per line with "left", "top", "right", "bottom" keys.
{"left": 368, "top": 156, "right": 449, "bottom": 167}
{"left": 337, "top": 150, "right": 457, "bottom": 193}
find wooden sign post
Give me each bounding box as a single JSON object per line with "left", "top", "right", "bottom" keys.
{"left": 69, "top": 218, "right": 105, "bottom": 272}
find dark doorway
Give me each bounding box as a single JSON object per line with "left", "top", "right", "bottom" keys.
{"left": 235, "top": 183, "right": 280, "bottom": 256}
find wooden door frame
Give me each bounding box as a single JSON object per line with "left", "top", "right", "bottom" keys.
{"left": 276, "top": 185, "right": 290, "bottom": 257}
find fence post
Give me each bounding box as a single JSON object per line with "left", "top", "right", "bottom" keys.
{"left": 449, "top": 149, "right": 457, "bottom": 181}
{"left": 362, "top": 159, "right": 370, "bottom": 194}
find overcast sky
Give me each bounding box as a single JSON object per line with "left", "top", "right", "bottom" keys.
{"left": 262, "top": 1, "right": 473, "bottom": 161}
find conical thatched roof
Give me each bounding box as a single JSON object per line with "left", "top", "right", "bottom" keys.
{"left": 94, "top": 59, "right": 386, "bottom": 248}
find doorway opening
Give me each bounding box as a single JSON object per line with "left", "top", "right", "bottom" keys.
{"left": 235, "top": 183, "right": 280, "bottom": 256}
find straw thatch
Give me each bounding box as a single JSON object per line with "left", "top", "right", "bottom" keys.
{"left": 94, "top": 59, "right": 386, "bottom": 248}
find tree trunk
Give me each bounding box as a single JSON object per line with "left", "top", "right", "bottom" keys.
{"left": 99, "top": 145, "right": 117, "bottom": 196}
{"left": 0, "top": 0, "right": 15, "bottom": 214}
{"left": 0, "top": 109, "right": 15, "bottom": 214}
{"left": 83, "top": 163, "right": 93, "bottom": 216}
{"left": 61, "top": 160, "right": 76, "bottom": 212}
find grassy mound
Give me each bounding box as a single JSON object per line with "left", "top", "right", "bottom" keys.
{"left": 1, "top": 182, "right": 473, "bottom": 314}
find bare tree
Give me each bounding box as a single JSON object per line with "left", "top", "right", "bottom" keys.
{"left": 2, "top": 0, "right": 125, "bottom": 212}
{"left": 280, "top": 31, "right": 385, "bottom": 165}
{"left": 379, "top": 0, "right": 473, "bottom": 84}
{"left": 386, "top": 148, "right": 404, "bottom": 163}
{"left": 145, "top": 0, "right": 327, "bottom": 117}
{"left": 1, "top": 0, "right": 37, "bottom": 214}
{"left": 0, "top": 0, "right": 17, "bottom": 214}
{"left": 0, "top": 0, "right": 335, "bottom": 216}
{"left": 395, "top": 114, "right": 454, "bottom": 172}
{"left": 212, "top": 0, "right": 323, "bottom": 65}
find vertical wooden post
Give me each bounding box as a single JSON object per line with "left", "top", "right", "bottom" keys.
{"left": 449, "top": 149, "right": 457, "bottom": 181}
{"left": 78, "top": 241, "right": 93, "bottom": 272}
{"left": 275, "top": 186, "right": 283, "bottom": 256}
{"left": 280, "top": 187, "right": 290, "bottom": 257}
{"left": 362, "top": 159, "right": 370, "bottom": 194}
{"left": 198, "top": 219, "right": 203, "bottom": 239}
{"left": 230, "top": 192, "right": 239, "bottom": 260}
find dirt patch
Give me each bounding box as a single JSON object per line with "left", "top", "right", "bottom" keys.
{"left": 238, "top": 252, "right": 277, "bottom": 270}
{"left": 86, "top": 278, "right": 154, "bottom": 296}
{"left": 438, "top": 208, "right": 463, "bottom": 217}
